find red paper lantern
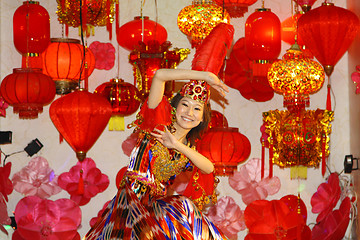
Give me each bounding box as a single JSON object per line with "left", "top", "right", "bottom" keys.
{"left": 281, "top": 13, "right": 304, "bottom": 46}
{"left": 117, "top": 16, "right": 167, "bottom": 51}
{"left": 213, "top": 0, "right": 258, "bottom": 18}
{"left": 197, "top": 127, "right": 251, "bottom": 176}
{"left": 208, "top": 110, "right": 228, "bottom": 130}
{"left": 42, "top": 38, "right": 95, "bottom": 94}
{"left": 95, "top": 78, "right": 142, "bottom": 130}
{"left": 13, "top": 1, "right": 50, "bottom": 56}
{"left": 298, "top": 2, "right": 359, "bottom": 77}
{"left": 245, "top": 8, "right": 281, "bottom": 61}
{"left": 49, "top": 89, "right": 112, "bottom": 161}
{"left": 0, "top": 68, "right": 55, "bottom": 119}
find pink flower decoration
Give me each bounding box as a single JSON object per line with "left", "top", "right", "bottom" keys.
{"left": 121, "top": 131, "right": 139, "bottom": 157}
{"left": 14, "top": 196, "right": 81, "bottom": 240}
{"left": 207, "top": 196, "right": 246, "bottom": 239}
{"left": 12, "top": 156, "right": 62, "bottom": 199}
{"left": 89, "top": 41, "right": 115, "bottom": 70}
{"left": 89, "top": 200, "right": 111, "bottom": 227}
{"left": 0, "top": 96, "right": 9, "bottom": 117}
{"left": 229, "top": 158, "right": 281, "bottom": 205}
{"left": 311, "top": 172, "right": 341, "bottom": 223}
{"left": 0, "top": 162, "right": 13, "bottom": 202}
{"left": 351, "top": 65, "right": 360, "bottom": 94}
{"left": 311, "top": 197, "right": 351, "bottom": 240}
{"left": 58, "top": 158, "right": 109, "bottom": 206}
{"left": 0, "top": 193, "right": 11, "bottom": 235}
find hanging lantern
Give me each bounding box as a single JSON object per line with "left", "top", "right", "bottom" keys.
{"left": 56, "top": 0, "right": 116, "bottom": 37}
{"left": 245, "top": 8, "right": 281, "bottom": 76}
{"left": 0, "top": 68, "right": 55, "bottom": 119}
{"left": 42, "top": 38, "right": 95, "bottom": 94}
{"left": 281, "top": 13, "right": 304, "bottom": 46}
{"left": 268, "top": 43, "right": 325, "bottom": 111}
{"left": 94, "top": 78, "right": 142, "bottom": 131}
{"left": 197, "top": 127, "right": 251, "bottom": 176}
{"left": 263, "top": 108, "right": 333, "bottom": 178}
{"left": 294, "top": 0, "right": 318, "bottom": 12}
{"left": 117, "top": 16, "right": 168, "bottom": 51}
{"left": 297, "top": 2, "right": 359, "bottom": 77}
{"left": 13, "top": 1, "right": 50, "bottom": 69}
{"left": 129, "top": 41, "right": 190, "bottom": 101}
{"left": 177, "top": 1, "right": 230, "bottom": 48}
{"left": 208, "top": 110, "right": 228, "bottom": 130}
{"left": 212, "top": 0, "right": 258, "bottom": 18}
{"left": 49, "top": 89, "right": 112, "bottom": 162}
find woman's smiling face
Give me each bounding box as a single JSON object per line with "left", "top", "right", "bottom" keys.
{"left": 174, "top": 97, "right": 204, "bottom": 131}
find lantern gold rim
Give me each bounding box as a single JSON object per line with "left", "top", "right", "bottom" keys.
{"left": 50, "top": 38, "right": 81, "bottom": 44}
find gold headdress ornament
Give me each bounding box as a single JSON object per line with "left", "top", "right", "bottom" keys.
{"left": 180, "top": 23, "right": 234, "bottom": 104}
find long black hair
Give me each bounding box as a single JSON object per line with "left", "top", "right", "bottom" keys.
{"left": 170, "top": 93, "right": 211, "bottom": 146}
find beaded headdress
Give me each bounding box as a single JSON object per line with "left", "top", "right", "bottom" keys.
{"left": 180, "top": 80, "right": 210, "bottom": 104}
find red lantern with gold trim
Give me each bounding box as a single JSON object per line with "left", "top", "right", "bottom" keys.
{"left": 0, "top": 68, "right": 55, "bottom": 119}
{"left": 197, "top": 127, "right": 251, "bottom": 176}
{"left": 117, "top": 16, "right": 168, "bottom": 51}
{"left": 95, "top": 78, "right": 141, "bottom": 131}
{"left": 49, "top": 89, "right": 112, "bottom": 161}
{"left": 213, "top": 0, "right": 257, "bottom": 18}
{"left": 298, "top": 2, "right": 359, "bottom": 77}
{"left": 42, "top": 38, "right": 95, "bottom": 94}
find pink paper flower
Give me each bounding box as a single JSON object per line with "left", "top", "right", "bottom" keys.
{"left": 0, "top": 193, "right": 11, "bottom": 235}
{"left": 89, "top": 41, "right": 115, "bottom": 70}
{"left": 12, "top": 156, "right": 62, "bottom": 199}
{"left": 229, "top": 158, "right": 281, "bottom": 205}
{"left": 207, "top": 196, "right": 246, "bottom": 239}
{"left": 14, "top": 196, "right": 81, "bottom": 240}
{"left": 311, "top": 197, "right": 351, "bottom": 240}
{"left": 58, "top": 158, "right": 109, "bottom": 206}
{"left": 0, "top": 162, "right": 13, "bottom": 202}
{"left": 311, "top": 172, "right": 341, "bottom": 223}
{"left": 0, "top": 96, "right": 9, "bottom": 117}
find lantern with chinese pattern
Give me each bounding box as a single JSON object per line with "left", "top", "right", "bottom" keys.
{"left": 13, "top": 1, "right": 50, "bottom": 69}
{"left": 49, "top": 89, "right": 112, "bottom": 161}
{"left": 267, "top": 43, "right": 325, "bottom": 111}
{"left": 297, "top": 2, "right": 359, "bottom": 77}
{"left": 56, "top": 0, "right": 116, "bottom": 37}
{"left": 177, "top": 1, "right": 230, "bottom": 48}
{"left": 245, "top": 8, "right": 281, "bottom": 76}
{"left": 129, "top": 41, "right": 190, "bottom": 101}
{"left": 213, "top": 0, "right": 258, "bottom": 18}
{"left": 197, "top": 127, "right": 251, "bottom": 176}
{"left": 42, "top": 38, "right": 95, "bottom": 94}
{"left": 95, "top": 78, "right": 142, "bottom": 131}
{"left": 117, "top": 16, "right": 168, "bottom": 51}
{"left": 0, "top": 68, "right": 56, "bottom": 119}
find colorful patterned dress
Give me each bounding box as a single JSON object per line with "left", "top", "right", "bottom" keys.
{"left": 85, "top": 97, "right": 227, "bottom": 240}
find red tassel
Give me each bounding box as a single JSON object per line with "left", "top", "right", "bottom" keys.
{"left": 78, "top": 170, "right": 84, "bottom": 194}
{"left": 106, "top": 0, "right": 112, "bottom": 40}
{"left": 85, "top": 61, "right": 89, "bottom": 91}
{"left": 261, "top": 139, "right": 265, "bottom": 179}
{"left": 326, "top": 84, "right": 331, "bottom": 111}
{"left": 321, "top": 134, "right": 326, "bottom": 176}
{"left": 115, "top": 2, "right": 119, "bottom": 31}
{"left": 269, "top": 139, "right": 273, "bottom": 178}
{"left": 65, "top": 24, "right": 69, "bottom": 37}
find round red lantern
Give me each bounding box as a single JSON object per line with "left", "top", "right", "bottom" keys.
{"left": 197, "top": 127, "right": 251, "bottom": 176}
{"left": 13, "top": 1, "right": 50, "bottom": 55}
{"left": 208, "top": 110, "right": 228, "bottom": 130}
{"left": 245, "top": 8, "right": 281, "bottom": 61}
{"left": 213, "top": 0, "right": 257, "bottom": 18}
{"left": 49, "top": 89, "right": 112, "bottom": 161}
{"left": 117, "top": 16, "right": 167, "bottom": 51}
{"left": 0, "top": 68, "right": 55, "bottom": 119}
{"left": 281, "top": 13, "right": 304, "bottom": 46}
{"left": 42, "top": 38, "right": 95, "bottom": 94}
{"left": 95, "top": 78, "right": 142, "bottom": 130}
{"left": 298, "top": 2, "right": 359, "bottom": 77}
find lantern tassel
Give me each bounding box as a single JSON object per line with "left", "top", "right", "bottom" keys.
{"left": 261, "top": 139, "right": 265, "bottom": 179}
{"left": 321, "top": 134, "right": 326, "bottom": 176}
{"left": 109, "top": 115, "right": 125, "bottom": 131}
{"left": 269, "top": 138, "right": 273, "bottom": 178}
{"left": 78, "top": 170, "right": 84, "bottom": 194}
{"left": 106, "top": 0, "right": 112, "bottom": 40}
{"left": 326, "top": 84, "right": 331, "bottom": 111}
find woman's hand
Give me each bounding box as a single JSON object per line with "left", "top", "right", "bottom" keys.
{"left": 205, "top": 72, "right": 229, "bottom": 97}
{"left": 150, "top": 127, "right": 179, "bottom": 149}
